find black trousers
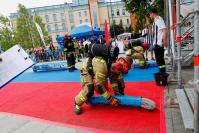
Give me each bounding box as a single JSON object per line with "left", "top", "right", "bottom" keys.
{"left": 154, "top": 45, "right": 166, "bottom": 72}
{"left": 67, "top": 53, "right": 75, "bottom": 68}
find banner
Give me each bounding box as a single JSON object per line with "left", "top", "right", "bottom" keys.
{"left": 35, "top": 22, "right": 46, "bottom": 47}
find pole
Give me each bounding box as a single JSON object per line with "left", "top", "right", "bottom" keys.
{"left": 88, "top": 0, "right": 93, "bottom": 27}
{"left": 168, "top": 0, "right": 176, "bottom": 62}
{"left": 176, "top": 0, "right": 182, "bottom": 89}
{"left": 88, "top": 0, "right": 94, "bottom": 35}
{"left": 107, "top": 2, "right": 111, "bottom": 30}
{"left": 194, "top": 0, "right": 199, "bottom": 131}
{"left": 110, "top": 0, "right": 115, "bottom": 37}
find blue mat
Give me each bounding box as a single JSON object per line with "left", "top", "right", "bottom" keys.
{"left": 12, "top": 66, "right": 158, "bottom": 82}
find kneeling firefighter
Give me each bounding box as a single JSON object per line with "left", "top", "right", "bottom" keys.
{"left": 109, "top": 56, "right": 133, "bottom": 95}
{"left": 74, "top": 43, "right": 120, "bottom": 114}
{"left": 125, "top": 39, "right": 148, "bottom": 68}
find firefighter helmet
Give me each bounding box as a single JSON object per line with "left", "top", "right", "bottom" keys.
{"left": 117, "top": 56, "right": 133, "bottom": 73}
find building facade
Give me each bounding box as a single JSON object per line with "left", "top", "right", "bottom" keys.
{"left": 9, "top": 0, "right": 131, "bottom": 43}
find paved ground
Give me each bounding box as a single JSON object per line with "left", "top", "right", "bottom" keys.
{"left": 165, "top": 67, "right": 194, "bottom": 133}
{"left": 0, "top": 54, "right": 195, "bottom": 133}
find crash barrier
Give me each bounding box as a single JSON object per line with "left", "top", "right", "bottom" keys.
{"left": 32, "top": 61, "right": 67, "bottom": 72}
{"left": 154, "top": 72, "right": 169, "bottom": 86}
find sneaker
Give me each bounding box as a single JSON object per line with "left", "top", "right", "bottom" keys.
{"left": 74, "top": 104, "right": 82, "bottom": 115}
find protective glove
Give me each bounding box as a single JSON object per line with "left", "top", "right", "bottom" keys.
{"left": 109, "top": 97, "right": 119, "bottom": 106}
{"left": 88, "top": 67, "right": 94, "bottom": 75}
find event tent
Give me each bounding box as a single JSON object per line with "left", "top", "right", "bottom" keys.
{"left": 70, "top": 23, "right": 104, "bottom": 37}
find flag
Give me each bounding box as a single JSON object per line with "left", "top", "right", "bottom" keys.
{"left": 104, "top": 19, "right": 110, "bottom": 45}
{"left": 35, "top": 22, "right": 46, "bottom": 47}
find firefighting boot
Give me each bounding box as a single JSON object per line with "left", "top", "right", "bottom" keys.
{"left": 74, "top": 102, "right": 82, "bottom": 115}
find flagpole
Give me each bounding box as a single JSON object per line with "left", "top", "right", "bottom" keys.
{"left": 88, "top": 0, "right": 94, "bottom": 35}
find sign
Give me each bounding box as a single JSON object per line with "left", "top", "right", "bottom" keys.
{"left": 0, "top": 45, "right": 35, "bottom": 88}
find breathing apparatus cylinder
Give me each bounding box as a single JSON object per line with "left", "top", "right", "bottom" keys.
{"left": 91, "top": 43, "right": 119, "bottom": 60}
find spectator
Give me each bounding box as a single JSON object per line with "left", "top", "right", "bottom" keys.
{"left": 149, "top": 7, "right": 167, "bottom": 72}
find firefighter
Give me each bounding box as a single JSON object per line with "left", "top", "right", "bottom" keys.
{"left": 125, "top": 39, "right": 148, "bottom": 68}
{"left": 62, "top": 32, "right": 76, "bottom": 72}
{"left": 73, "top": 37, "right": 81, "bottom": 62}
{"left": 74, "top": 43, "right": 120, "bottom": 114}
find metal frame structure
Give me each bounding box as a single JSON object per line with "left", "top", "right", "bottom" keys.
{"left": 193, "top": 0, "right": 199, "bottom": 132}
{"left": 167, "top": 0, "right": 199, "bottom": 131}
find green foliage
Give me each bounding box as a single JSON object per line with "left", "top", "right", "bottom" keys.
{"left": 110, "top": 24, "right": 124, "bottom": 37}
{"left": 15, "top": 4, "right": 49, "bottom": 49}
{"left": 153, "top": 0, "right": 164, "bottom": 17}
{"left": 0, "top": 15, "right": 15, "bottom": 50}
{"left": 122, "top": 0, "right": 164, "bottom": 32}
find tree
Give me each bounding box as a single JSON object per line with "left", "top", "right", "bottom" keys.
{"left": 122, "top": 0, "right": 164, "bottom": 32}
{"left": 110, "top": 24, "right": 124, "bottom": 37}
{"left": 15, "top": 4, "right": 49, "bottom": 49}
{"left": 0, "top": 15, "right": 15, "bottom": 50}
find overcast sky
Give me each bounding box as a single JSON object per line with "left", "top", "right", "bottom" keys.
{"left": 0, "top": 0, "right": 120, "bottom": 17}
{"left": 0, "top": 0, "right": 73, "bottom": 16}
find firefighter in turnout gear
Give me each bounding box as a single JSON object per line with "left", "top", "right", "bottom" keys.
{"left": 125, "top": 39, "right": 148, "bottom": 68}
{"left": 62, "top": 32, "right": 76, "bottom": 72}
{"left": 73, "top": 37, "right": 81, "bottom": 62}
{"left": 74, "top": 43, "right": 120, "bottom": 115}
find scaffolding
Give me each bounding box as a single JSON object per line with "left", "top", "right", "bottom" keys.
{"left": 167, "top": 0, "right": 199, "bottom": 132}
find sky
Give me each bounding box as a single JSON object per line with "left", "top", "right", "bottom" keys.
{"left": 0, "top": 0, "right": 72, "bottom": 17}
{"left": 0, "top": 0, "right": 119, "bottom": 17}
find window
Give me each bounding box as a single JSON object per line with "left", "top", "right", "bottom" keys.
{"left": 45, "top": 15, "right": 49, "bottom": 22}
{"left": 55, "top": 24, "right": 58, "bottom": 31}
{"left": 84, "top": 11, "right": 87, "bottom": 16}
{"left": 92, "top": 7, "right": 98, "bottom": 27}
{"left": 80, "top": 20, "right": 83, "bottom": 24}
{"left": 117, "top": 9, "right": 120, "bottom": 16}
{"left": 78, "top": 12, "right": 81, "bottom": 17}
{"left": 113, "top": 20, "right": 116, "bottom": 25}
{"left": 122, "top": 9, "right": 125, "bottom": 15}
{"left": 47, "top": 25, "right": 51, "bottom": 32}
{"left": 61, "top": 13, "right": 65, "bottom": 21}
{"left": 120, "top": 19, "right": 123, "bottom": 25}
{"left": 85, "top": 19, "right": 88, "bottom": 22}
{"left": 53, "top": 14, "right": 57, "bottom": 21}
{"left": 127, "top": 19, "right": 129, "bottom": 24}
{"left": 111, "top": 10, "right": 114, "bottom": 16}
{"left": 62, "top": 23, "right": 66, "bottom": 30}
{"left": 69, "top": 11, "right": 74, "bottom": 22}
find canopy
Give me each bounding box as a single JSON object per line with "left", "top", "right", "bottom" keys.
{"left": 56, "top": 23, "right": 104, "bottom": 44}
{"left": 70, "top": 23, "right": 104, "bottom": 37}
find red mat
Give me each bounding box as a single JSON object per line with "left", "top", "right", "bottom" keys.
{"left": 0, "top": 82, "right": 166, "bottom": 133}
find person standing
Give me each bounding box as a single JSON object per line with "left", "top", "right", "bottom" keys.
{"left": 149, "top": 7, "right": 167, "bottom": 72}
{"left": 142, "top": 24, "right": 150, "bottom": 61}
